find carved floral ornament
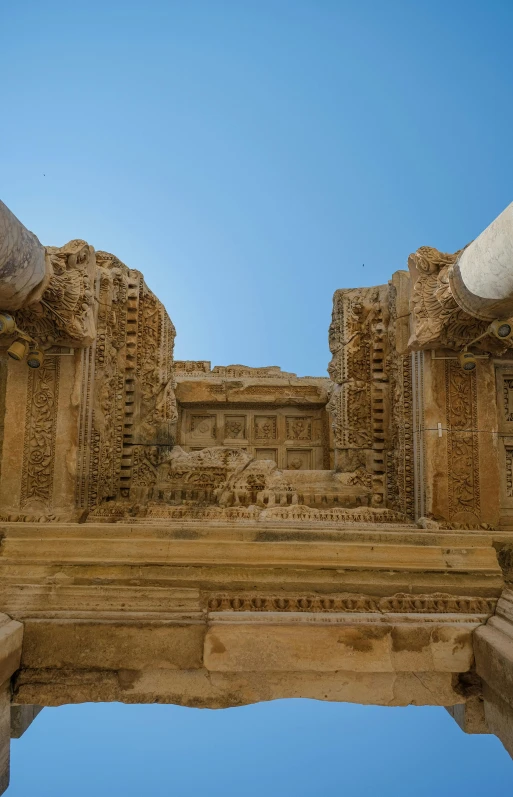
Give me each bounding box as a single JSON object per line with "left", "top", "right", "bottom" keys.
{"left": 407, "top": 245, "right": 513, "bottom": 353}
{"left": 13, "top": 239, "right": 97, "bottom": 348}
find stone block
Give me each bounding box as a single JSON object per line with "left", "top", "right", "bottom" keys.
{"left": 445, "top": 697, "right": 490, "bottom": 734}
{"left": 204, "top": 620, "right": 476, "bottom": 673}
{"left": 21, "top": 620, "right": 205, "bottom": 671}
{"left": 10, "top": 705, "right": 42, "bottom": 739}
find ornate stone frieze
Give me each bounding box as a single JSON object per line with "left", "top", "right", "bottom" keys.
{"left": 208, "top": 592, "right": 497, "bottom": 615}
{"left": 88, "top": 500, "right": 407, "bottom": 524}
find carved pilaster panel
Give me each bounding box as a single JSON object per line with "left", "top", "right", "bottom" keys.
{"left": 506, "top": 448, "right": 513, "bottom": 499}
{"left": 494, "top": 367, "right": 513, "bottom": 523}
{"left": 20, "top": 357, "right": 60, "bottom": 509}
{"left": 388, "top": 351, "right": 415, "bottom": 519}
{"left": 412, "top": 351, "right": 426, "bottom": 520}
{"left": 385, "top": 273, "right": 416, "bottom": 519}
{"left": 445, "top": 360, "right": 480, "bottom": 522}
{"left": 328, "top": 285, "right": 392, "bottom": 508}
{"left": 0, "top": 360, "right": 6, "bottom": 488}
{"left": 75, "top": 253, "right": 176, "bottom": 510}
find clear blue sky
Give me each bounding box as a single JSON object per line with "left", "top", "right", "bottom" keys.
{"left": 2, "top": 0, "right": 513, "bottom": 793}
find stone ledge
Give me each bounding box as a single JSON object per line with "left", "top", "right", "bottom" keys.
{"left": 0, "top": 524, "right": 502, "bottom": 576}
{"left": 13, "top": 667, "right": 467, "bottom": 709}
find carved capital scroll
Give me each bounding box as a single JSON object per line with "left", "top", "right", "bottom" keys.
{"left": 13, "top": 239, "right": 97, "bottom": 348}
{"left": 407, "top": 245, "right": 513, "bottom": 354}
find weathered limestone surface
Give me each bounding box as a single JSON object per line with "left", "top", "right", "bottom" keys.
{"left": 445, "top": 696, "right": 490, "bottom": 735}
{"left": 2, "top": 197, "right": 513, "bottom": 775}
{"left": 0, "top": 521, "right": 503, "bottom": 711}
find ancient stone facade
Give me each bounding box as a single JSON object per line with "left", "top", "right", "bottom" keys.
{"left": 0, "top": 247, "right": 176, "bottom": 523}
{"left": 1, "top": 199, "right": 513, "bottom": 792}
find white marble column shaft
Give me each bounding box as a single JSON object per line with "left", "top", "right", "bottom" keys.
{"left": 0, "top": 200, "right": 49, "bottom": 311}
{"left": 451, "top": 202, "right": 513, "bottom": 320}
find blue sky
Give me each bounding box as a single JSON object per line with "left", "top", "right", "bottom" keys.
{"left": 2, "top": 0, "right": 513, "bottom": 793}
{"left": 8, "top": 701, "right": 513, "bottom": 797}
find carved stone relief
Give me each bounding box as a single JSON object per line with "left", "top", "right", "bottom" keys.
{"left": 254, "top": 415, "right": 277, "bottom": 440}
{"left": 506, "top": 448, "right": 513, "bottom": 499}
{"left": 0, "top": 223, "right": 503, "bottom": 533}
{"left": 208, "top": 592, "right": 496, "bottom": 615}
{"left": 43, "top": 248, "right": 179, "bottom": 512}
{"left": 14, "top": 240, "right": 96, "bottom": 348}
{"left": 445, "top": 360, "right": 480, "bottom": 522}
{"left": 224, "top": 416, "right": 246, "bottom": 439}
{"left": 407, "top": 245, "right": 513, "bottom": 353}
{"left": 178, "top": 407, "right": 328, "bottom": 470}
{"left": 328, "top": 285, "right": 392, "bottom": 510}
{"left": 286, "top": 416, "right": 312, "bottom": 440}
{"left": 20, "top": 357, "right": 60, "bottom": 509}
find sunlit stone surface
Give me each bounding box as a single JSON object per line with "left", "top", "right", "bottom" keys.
{"left": 0, "top": 199, "right": 513, "bottom": 791}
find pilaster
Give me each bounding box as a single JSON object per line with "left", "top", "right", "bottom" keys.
{"left": 474, "top": 588, "right": 513, "bottom": 756}
{"left": 0, "top": 614, "right": 23, "bottom": 796}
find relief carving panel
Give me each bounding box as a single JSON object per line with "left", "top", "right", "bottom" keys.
{"left": 224, "top": 416, "right": 246, "bottom": 439}
{"left": 328, "top": 285, "right": 392, "bottom": 510}
{"left": 254, "top": 416, "right": 277, "bottom": 440}
{"left": 286, "top": 450, "right": 312, "bottom": 470}
{"left": 179, "top": 408, "right": 327, "bottom": 470}
{"left": 286, "top": 417, "right": 312, "bottom": 441}
{"left": 21, "top": 357, "right": 60, "bottom": 509}
{"left": 445, "top": 360, "right": 480, "bottom": 522}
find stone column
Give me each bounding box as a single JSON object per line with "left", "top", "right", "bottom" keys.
{"left": 474, "top": 588, "right": 513, "bottom": 756}
{"left": 450, "top": 202, "right": 513, "bottom": 321}
{"left": 0, "top": 614, "right": 23, "bottom": 795}
{"left": 0, "top": 200, "right": 50, "bottom": 311}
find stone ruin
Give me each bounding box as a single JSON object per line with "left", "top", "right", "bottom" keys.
{"left": 1, "top": 197, "right": 513, "bottom": 790}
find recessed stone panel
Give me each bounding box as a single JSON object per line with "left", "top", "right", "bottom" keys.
{"left": 255, "top": 448, "right": 277, "bottom": 463}
{"left": 190, "top": 415, "right": 216, "bottom": 441}
{"left": 254, "top": 416, "right": 277, "bottom": 440}
{"left": 286, "top": 450, "right": 312, "bottom": 470}
{"left": 286, "top": 417, "right": 312, "bottom": 441}
{"left": 224, "top": 416, "right": 246, "bottom": 440}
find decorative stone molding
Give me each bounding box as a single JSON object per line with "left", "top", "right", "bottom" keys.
{"left": 208, "top": 593, "right": 497, "bottom": 615}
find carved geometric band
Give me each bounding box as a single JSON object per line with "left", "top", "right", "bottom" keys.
{"left": 207, "top": 593, "right": 497, "bottom": 614}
